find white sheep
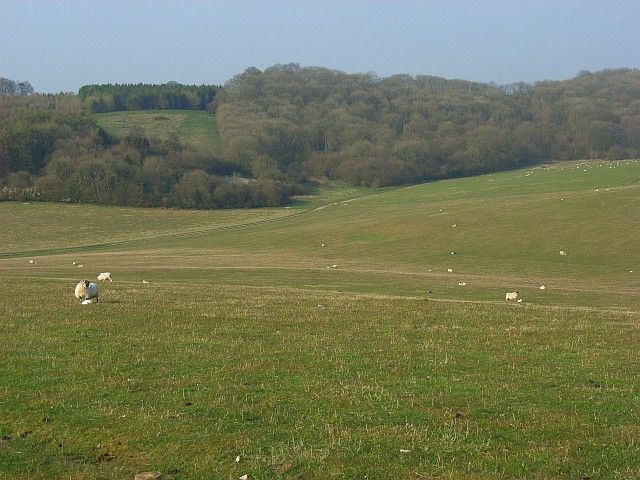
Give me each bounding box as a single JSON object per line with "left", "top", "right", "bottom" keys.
{"left": 74, "top": 280, "right": 99, "bottom": 303}
{"left": 505, "top": 291, "right": 519, "bottom": 301}
{"left": 539, "top": 285, "right": 546, "bottom": 290}
{"left": 458, "top": 281, "right": 467, "bottom": 286}
{"left": 97, "top": 272, "right": 113, "bottom": 282}
{"left": 559, "top": 251, "right": 567, "bottom": 256}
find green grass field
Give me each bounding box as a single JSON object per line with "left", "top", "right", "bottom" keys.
{"left": 1, "top": 160, "right": 639, "bottom": 479}
{"left": 94, "top": 110, "right": 222, "bottom": 155}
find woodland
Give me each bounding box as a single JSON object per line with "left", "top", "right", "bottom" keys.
{"left": 1, "top": 66, "right": 638, "bottom": 208}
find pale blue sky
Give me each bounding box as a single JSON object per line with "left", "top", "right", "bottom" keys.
{"left": 2, "top": 0, "right": 639, "bottom": 93}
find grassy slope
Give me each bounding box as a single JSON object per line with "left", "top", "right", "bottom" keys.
{"left": 0, "top": 181, "right": 376, "bottom": 256}
{"left": 1, "top": 160, "right": 639, "bottom": 479}
{"left": 94, "top": 110, "right": 222, "bottom": 155}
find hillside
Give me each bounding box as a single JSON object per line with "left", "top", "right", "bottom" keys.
{"left": 94, "top": 109, "right": 222, "bottom": 156}
{"left": 3, "top": 159, "right": 639, "bottom": 309}
{"left": 1, "top": 161, "right": 639, "bottom": 478}
{"left": 216, "top": 66, "right": 640, "bottom": 186}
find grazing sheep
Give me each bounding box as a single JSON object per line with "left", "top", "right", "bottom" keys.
{"left": 142, "top": 280, "right": 149, "bottom": 284}
{"left": 447, "top": 268, "right": 453, "bottom": 273}
{"left": 28, "top": 259, "right": 35, "bottom": 264}
{"left": 72, "top": 261, "right": 78, "bottom": 266}
{"left": 458, "top": 281, "right": 467, "bottom": 286}
{"left": 97, "top": 272, "right": 113, "bottom": 282}
{"left": 505, "top": 291, "right": 519, "bottom": 301}
{"left": 74, "top": 280, "right": 99, "bottom": 303}
{"left": 539, "top": 285, "right": 546, "bottom": 290}
{"left": 517, "top": 298, "right": 523, "bottom": 303}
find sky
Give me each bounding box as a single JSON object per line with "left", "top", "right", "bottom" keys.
{"left": 1, "top": 0, "right": 639, "bottom": 93}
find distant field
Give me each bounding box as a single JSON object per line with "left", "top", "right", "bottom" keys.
{"left": 1, "top": 160, "right": 639, "bottom": 479}
{"left": 94, "top": 110, "right": 222, "bottom": 155}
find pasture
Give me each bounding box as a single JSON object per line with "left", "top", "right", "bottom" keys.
{"left": 1, "top": 160, "right": 639, "bottom": 479}
{"left": 94, "top": 110, "right": 222, "bottom": 155}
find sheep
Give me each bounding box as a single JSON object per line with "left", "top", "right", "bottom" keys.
{"left": 505, "top": 291, "right": 519, "bottom": 301}
{"left": 74, "top": 280, "right": 99, "bottom": 303}
{"left": 28, "top": 259, "right": 35, "bottom": 264}
{"left": 458, "top": 281, "right": 467, "bottom": 286}
{"left": 142, "top": 280, "right": 150, "bottom": 284}
{"left": 97, "top": 272, "right": 113, "bottom": 282}
{"left": 559, "top": 251, "right": 567, "bottom": 256}
{"left": 447, "top": 268, "right": 453, "bottom": 273}
{"left": 539, "top": 285, "right": 546, "bottom": 290}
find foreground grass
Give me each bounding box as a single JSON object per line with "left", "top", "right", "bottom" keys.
{"left": 1, "top": 279, "right": 638, "bottom": 479}
{"left": 94, "top": 110, "right": 222, "bottom": 155}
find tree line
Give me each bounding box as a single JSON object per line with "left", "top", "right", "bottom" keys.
{"left": 78, "top": 82, "right": 218, "bottom": 113}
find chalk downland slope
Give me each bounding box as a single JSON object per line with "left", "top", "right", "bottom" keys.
{"left": 1, "top": 160, "right": 639, "bottom": 479}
